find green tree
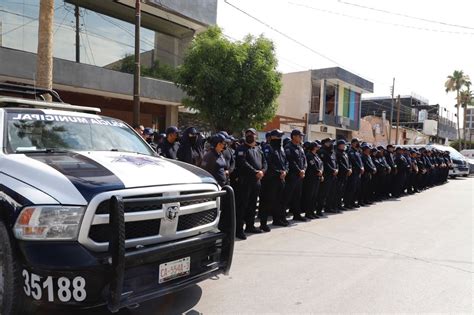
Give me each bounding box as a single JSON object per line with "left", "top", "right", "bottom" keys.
{"left": 445, "top": 70, "right": 470, "bottom": 149}
{"left": 176, "top": 26, "right": 282, "bottom": 133}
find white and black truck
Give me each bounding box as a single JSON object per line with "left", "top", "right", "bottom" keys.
{"left": 0, "top": 83, "right": 235, "bottom": 314}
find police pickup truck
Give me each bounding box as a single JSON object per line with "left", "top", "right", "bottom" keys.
{"left": 0, "top": 84, "right": 235, "bottom": 314}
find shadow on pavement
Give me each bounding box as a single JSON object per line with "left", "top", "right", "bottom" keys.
{"left": 39, "top": 285, "right": 203, "bottom": 315}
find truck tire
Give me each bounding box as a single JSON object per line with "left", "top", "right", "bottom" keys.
{"left": 0, "top": 220, "right": 29, "bottom": 315}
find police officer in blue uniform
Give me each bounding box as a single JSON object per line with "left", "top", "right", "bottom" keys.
{"left": 317, "top": 138, "right": 339, "bottom": 213}
{"left": 201, "top": 134, "right": 228, "bottom": 186}
{"left": 335, "top": 139, "right": 352, "bottom": 210}
{"left": 260, "top": 129, "right": 289, "bottom": 228}
{"left": 394, "top": 147, "right": 409, "bottom": 197}
{"left": 282, "top": 129, "right": 308, "bottom": 221}
{"left": 360, "top": 144, "right": 377, "bottom": 205}
{"left": 384, "top": 144, "right": 397, "bottom": 198}
{"left": 234, "top": 128, "right": 267, "bottom": 239}
{"left": 301, "top": 141, "right": 324, "bottom": 219}
{"left": 177, "top": 127, "right": 204, "bottom": 166}
{"left": 345, "top": 138, "right": 364, "bottom": 208}
{"left": 159, "top": 126, "right": 180, "bottom": 159}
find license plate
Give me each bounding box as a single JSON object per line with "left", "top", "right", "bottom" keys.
{"left": 159, "top": 257, "right": 191, "bottom": 284}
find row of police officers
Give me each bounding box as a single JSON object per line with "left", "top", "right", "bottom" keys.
{"left": 153, "top": 126, "right": 452, "bottom": 241}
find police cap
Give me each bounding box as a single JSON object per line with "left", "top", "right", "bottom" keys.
{"left": 291, "top": 129, "right": 305, "bottom": 137}
{"left": 245, "top": 128, "right": 257, "bottom": 135}
{"left": 210, "top": 134, "right": 227, "bottom": 147}
{"left": 270, "top": 129, "right": 284, "bottom": 138}
{"left": 143, "top": 127, "right": 154, "bottom": 136}
{"left": 321, "top": 137, "right": 334, "bottom": 144}
{"left": 165, "top": 126, "right": 179, "bottom": 135}
{"left": 361, "top": 144, "right": 371, "bottom": 151}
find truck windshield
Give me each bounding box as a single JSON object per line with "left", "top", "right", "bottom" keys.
{"left": 5, "top": 110, "right": 154, "bottom": 155}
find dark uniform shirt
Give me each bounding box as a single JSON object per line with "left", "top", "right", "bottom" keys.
{"left": 374, "top": 156, "right": 390, "bottom": 174}
{"left": 158, "top": 139, "right": 180, "bottom": 160}
{"left": 336, "top": 149, "right": 352, "bottom": 177}
{"left": 201, "top": 149, "right": 228, "bottom": 186}
{"left": 177, "top": 143, "right": 203, "bottom": 167}
{"left": 305, "top": 151, "right": 324, "bottom": 180}
{"left": 222, "top": 147, "right": 236, "bottom": 174}
{"left": 362, "top": 154, "right": 377, "bottom": 174}
{"left": 384, "top": 151, "right": 396, "bottom": 171}
{"left": 284, "top": 142, "right": 307, "bottom": 175}
{"left": 318, "top": 146, "right": 338, "bottom": 176}
{"left": 235, "top": 143, "right": 267, "bottom": 179}
{"left": 395, "top": 153, "right": 409, "bottom": 173}
{"left": 263, "top": 143, "right": 289, "bottom": 178}
{"left": 348, "top": 147, "right": 364, "bottom": 174}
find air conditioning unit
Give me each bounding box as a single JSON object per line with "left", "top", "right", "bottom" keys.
{"left": 320, "top": 126, "right": 328, "bottom": 132}
{"left": 342, "top": 117, "right": 351, "bottom": 127}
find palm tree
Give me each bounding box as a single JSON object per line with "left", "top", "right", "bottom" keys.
{"left": 445, "top": 70, "right": 470, "bottom": 148}
{"left": 460, "top": 83, "right": 473, "bottom": 147}
{"left": 36, "top": 0, "right": 55, "bottom": 101}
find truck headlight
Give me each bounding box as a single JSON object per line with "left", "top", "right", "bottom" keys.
{"left": 14, "top": 206, "right": 85, "bottom": 240}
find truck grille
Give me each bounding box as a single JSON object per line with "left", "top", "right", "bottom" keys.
{"left": 89, "top": 220, "right": 161, "bottom": 243}
{"left": 81, "top": 184, "right": 221, "bottom": 251}
{"left": 177, "top": 208, "right": 218, "bottom": 231}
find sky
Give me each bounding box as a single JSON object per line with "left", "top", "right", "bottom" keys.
{"left": 216, "top": 0, "right": 474, "bottom": 118}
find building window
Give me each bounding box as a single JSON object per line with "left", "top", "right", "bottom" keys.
{"left": 325, "top": 82, "right": 336, "bottom": 115}
{"left": 311, "top": 81, "right": 321, "bottom": 113}
{"left": 0, "top": 1, "right": 170, "bottom": 69}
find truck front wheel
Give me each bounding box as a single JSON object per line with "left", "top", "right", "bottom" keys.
{"left": 0, "top": 220, "right": 29, "bottom": 315}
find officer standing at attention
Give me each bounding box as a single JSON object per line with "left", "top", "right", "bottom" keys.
{"left": 345, "top": 138, "right": 364, "bottom": 208}
{"left": 234, "top": 128, "right": 267, "bottom": 240}
{"left": 282, "top": 129, "right": 307, "bottom": 221}
{"left": 335, "top": 139, "right": 352, "bottom": 210}
{"left": 384, "top": 144, "right": 397, "bottom": 198}
{"left": 158, "top": 126, "right": 180, "bottom": 159}
{"left": 317, "top": 138, "right": 338, "bottom": 213}
{"left": 301, "top": 141, "right": 324, "bottom": 219}
{"left": 260, "top": 129, "right": 289, "bottom": 228}
{"left": 218, "top": 131, "right": 236, "bottom": 178}
{"left": 394, "top": 147, "right": 409, "bottom": 197}
{"left": 201, "top": 134, "right": 228, "bottom": 187}
{"left": 360, "top": 144, "right": 377, "bottom": 205}
{"left": 177, "top": 127, "right": 204, "bottom": 166}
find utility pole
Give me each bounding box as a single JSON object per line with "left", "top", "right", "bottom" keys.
{"left": 0, "top": 20, "right": 3, "bottom": 46}
{"left": 436, "top": 105, "right": 441, "bottom": 144}
{"left": 75, "top": 5, "right": 80, "bottom": 63}
{"left": 389, "top": 77, "right": 395, "bottom": 144}
{"left": 36, "top": 0, "right": 55, "bottom": 101}
{"left": 395, "top": 95, "right": 401, "bottom": 145}
{"left": 133, "top": 0, "right": 141, "bottom": 126}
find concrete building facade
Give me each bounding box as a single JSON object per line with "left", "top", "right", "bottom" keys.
{"left": 0, "top": 0, "right": 218, "bottom": 130}
{"left": 268, "top": 67, "right": 373, "bottom": 141}
{"left": 361, "top": 95, "right": 458, "bottom": 144}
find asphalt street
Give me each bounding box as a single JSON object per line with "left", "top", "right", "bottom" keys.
{"left": 48, "top": 177, "right": 473, "bottom": 314}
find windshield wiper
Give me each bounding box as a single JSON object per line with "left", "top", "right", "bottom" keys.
{"left": 14, "top": 148, "right": 72, "bottom": 154}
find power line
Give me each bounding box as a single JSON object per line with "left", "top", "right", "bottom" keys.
{"left": 338, "top": 0, "right": 474, "bottom": 31}
{"left": 290, "top": 2, "right": 474, "bottom": 36}
{"left": 223, "top": 0, "right": 393, "bottom": 89}
{"left": 0, "top": 5, "right": 65, "bottom": 37}
{"left": 53, "top": 8, "right": 70, "bottom": 35}
{"left": 223, "top": 0, "right": 343, "bottom": 67}
{"left": 80, "top": 14, "right": 96, "bottom": 65}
